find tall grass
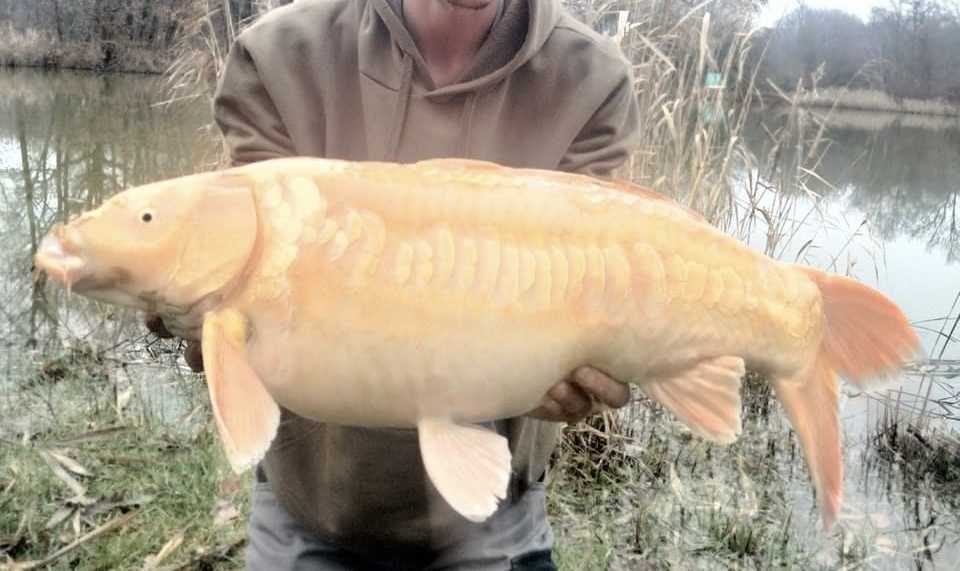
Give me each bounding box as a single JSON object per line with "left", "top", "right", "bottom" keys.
{"left": 607, "top": 0, "right": 847, "bottom": 265}
{"left": 870, "top": 290, "right": 960, "bottom": 495}
{"left": 164, "top": 0, "right": 288, "bottom": 167}
{"left": 165, "top": 0, "right": 286, "bottom": 107}
{"left": 618, "top": 6, "right": 761, "bottom": 224}
{"left": 0, "top": 24, "right": 103, "bottom": 71}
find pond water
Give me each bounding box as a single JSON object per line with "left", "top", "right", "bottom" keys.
{"left": 738, "top": 106, "right": 960, "bottom": 568}
{"left": 746, "top": 109, "right": 960, "bottom": 416}
{"left": 0, "top": 69, "right": 957, "bottom": 568}
{"left": 0, "top": 68, "right": 217, "bottom": 434}
{"left": 739, "top": 107, "right": 960, "bottom": 434}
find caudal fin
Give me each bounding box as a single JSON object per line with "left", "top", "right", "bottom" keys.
{"left": 775, "top": 267, "right": 919, "bottom": 530}
{"left": 802, "top": 268, "right": 920, "bottom": 385}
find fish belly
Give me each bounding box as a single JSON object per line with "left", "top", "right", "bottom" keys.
{"left": 248, "top": 303, "right": 587, "bottom": 427}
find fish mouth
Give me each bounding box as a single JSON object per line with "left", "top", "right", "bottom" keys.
{"left": 35, "top": 228, "right": 91, "bottom": 291}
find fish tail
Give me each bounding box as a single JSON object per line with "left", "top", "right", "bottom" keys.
{"left": 773, "top": 267, "right": 919, "bottom": 530}
{"left": 801, "top": 267, "right": 920, "bottom": 386}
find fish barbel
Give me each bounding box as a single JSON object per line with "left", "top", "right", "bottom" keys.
{"left": 34, "top": 157, "right": 919, "bottom": 526}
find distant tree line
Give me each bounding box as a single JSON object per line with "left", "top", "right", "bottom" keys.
{"left": 758, "top": 1, "right": 960, "bottom": 102}
{"left": 0, "top": 0, "right": 288, "bottom": 72}
{"left": 0, "top": 0, "right": 181, "bottom": 47}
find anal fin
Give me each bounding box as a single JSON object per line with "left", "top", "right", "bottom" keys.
{"left": 417, "top": 418, "right": 511, "bottom": 522}
{"left": 641, "top": 355, "right": 745, "bottom": 443}
{"left": 202, "top": 309, "right": 280, "bottom": 473}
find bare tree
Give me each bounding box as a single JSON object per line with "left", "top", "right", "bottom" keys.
{"left": 761, "top": 1, "right": 960, "bottom": 100}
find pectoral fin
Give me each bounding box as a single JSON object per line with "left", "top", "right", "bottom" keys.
{"left": 417, "top": 418, "right": 511, "bottom": 522}
{"left": 641, "top": 355, "right": 745, "bottom": 443}
{"left": 202, "top": 309, "right": 280, "bottom": 473}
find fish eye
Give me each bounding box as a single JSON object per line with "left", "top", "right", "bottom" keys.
{"left": 140, "top": 210, "right": 154, "bottom": 223}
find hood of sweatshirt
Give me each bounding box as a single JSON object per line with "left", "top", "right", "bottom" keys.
{"left": 364, "top": 0, "right": 561, "bottom": 159}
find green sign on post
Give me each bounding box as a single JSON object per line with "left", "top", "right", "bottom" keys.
{"left": 702, "top": 72, "right": 724, "bottom": 124}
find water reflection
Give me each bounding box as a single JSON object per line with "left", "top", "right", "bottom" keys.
{"left": 744, "top": 108, "right": 960, "bottom": 264}
{"left": 0, "top": 68, "right": 214, "bottom": 336}
{"left": 743, "top": 106, "right": 960, "bottom": 569}
{"left": 0, "top": 68, "right": 215, "bottom": 430}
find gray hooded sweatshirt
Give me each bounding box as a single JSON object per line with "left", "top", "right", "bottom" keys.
{"left": 212, "top": 0, "right": 640, "bottom": 562}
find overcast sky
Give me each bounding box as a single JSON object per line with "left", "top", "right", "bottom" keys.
{"left": 757, "top": 0, "right": 887, "bottom": 27}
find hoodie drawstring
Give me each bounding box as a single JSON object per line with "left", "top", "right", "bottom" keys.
{"left": 386, "top": 53, "right": 414, "bottom": 161}
{"left": 459, "top": 92, "right": 479, "bottom": 157}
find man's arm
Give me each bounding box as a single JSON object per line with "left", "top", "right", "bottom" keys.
{"left": 212, "top": 39, "right": 297, "bottom": 166}
{"left": 560, "top": 59, "right": 640, "bottom": 178}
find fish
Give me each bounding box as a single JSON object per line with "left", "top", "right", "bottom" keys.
{"left": 34, "top": 157, "right": 919, "bottom": 527}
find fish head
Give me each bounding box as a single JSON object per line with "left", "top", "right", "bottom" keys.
{"left": 35, "top": 171, "right": 258, "bottom": 312}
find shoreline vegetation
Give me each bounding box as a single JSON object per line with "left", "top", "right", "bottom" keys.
{"left": 788, "top": 87, "right": 960, "bottom": 118}
{"left": 0, "top": 0, "right": 197, "bottom": 75}
{"left": 0, "top": 24, "right": 170, "bottom": 74}
{"left": 0, "top": 0, "right": 278, "bottom": 76}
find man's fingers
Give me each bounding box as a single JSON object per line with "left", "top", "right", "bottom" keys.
{"left": 185, "top": 341, "right": 205, "bottom": 373}
{"left": 145, "top": 314, "right": 174, "bottom": 339}
{"left": 547, "top": 381, "right": 592, "bottom": 417}
{"left": 527, "top": 399, "right": 567, "bottom": 422}
{"left": 571, "top": 366, "right": 630, "bottom": 409}
{"left": 144, "top": 314, "right": 204, "bottom": 373}
{"left": 528, "top": 397, "right": 591, "bottom": 423}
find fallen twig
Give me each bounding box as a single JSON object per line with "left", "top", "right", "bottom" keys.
{"left": 38, "top": 451, "right": 87, "bottom": 500}
{"left": 141, "top": 530, "right": 184, "bottom": 571}
{"left": 3, "top": 511, "right": 137, "bottom": 570}
{"left": 47, "top": 426, "right": 133, "bottom": 447}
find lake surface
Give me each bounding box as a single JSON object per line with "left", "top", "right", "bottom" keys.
{"left": 0, "top": 69, "right": 957, "bottom": 568}
{"left": 739, "top": 107, "right": 960, "bottom": 435}
{"left": 0, "top": 68, "right": 216, "bottom": 434}
{"left": 736, "top": 106, "right": 960, "bottom": 569}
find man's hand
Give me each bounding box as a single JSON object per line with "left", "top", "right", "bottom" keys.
{"left": 526, "top": 366, "right": 630, "bottom": 424}
{"left": 145, "top": 314, "right": 205, "bottom": 372}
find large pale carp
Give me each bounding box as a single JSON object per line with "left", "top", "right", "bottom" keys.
{"left": 35, "top": 157, "right": 918, "bottom": 527}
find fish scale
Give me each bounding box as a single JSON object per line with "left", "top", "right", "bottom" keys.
{"left": 255, "top": 162, "right": 820, "bottom": 351}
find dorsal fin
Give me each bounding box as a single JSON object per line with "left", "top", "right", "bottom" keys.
{"left": 415, "top": 158, "right": 505, "bottom": 171}
{"left": 413, "top": 158, "right": 707, "bottom": 223}
{"left": 604, "top": 179, "right": 708, "bottom": 224}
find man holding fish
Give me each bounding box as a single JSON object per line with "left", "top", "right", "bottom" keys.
{"left": 162, "top": 0, "right": 641, "bottom": 568}
{"left": 36, "top": 0, "right": 920, "bottom": 566}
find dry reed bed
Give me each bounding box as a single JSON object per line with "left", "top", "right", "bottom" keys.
{"left": 0, "top": 24, "right": 169, "bottom": 74}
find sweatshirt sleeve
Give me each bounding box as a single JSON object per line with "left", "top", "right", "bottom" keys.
{"left": 213, "top": 39, "right": 297, "bottom": 166}
{"left": 559, "top": 62, "right": 640, "bottom": 178}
